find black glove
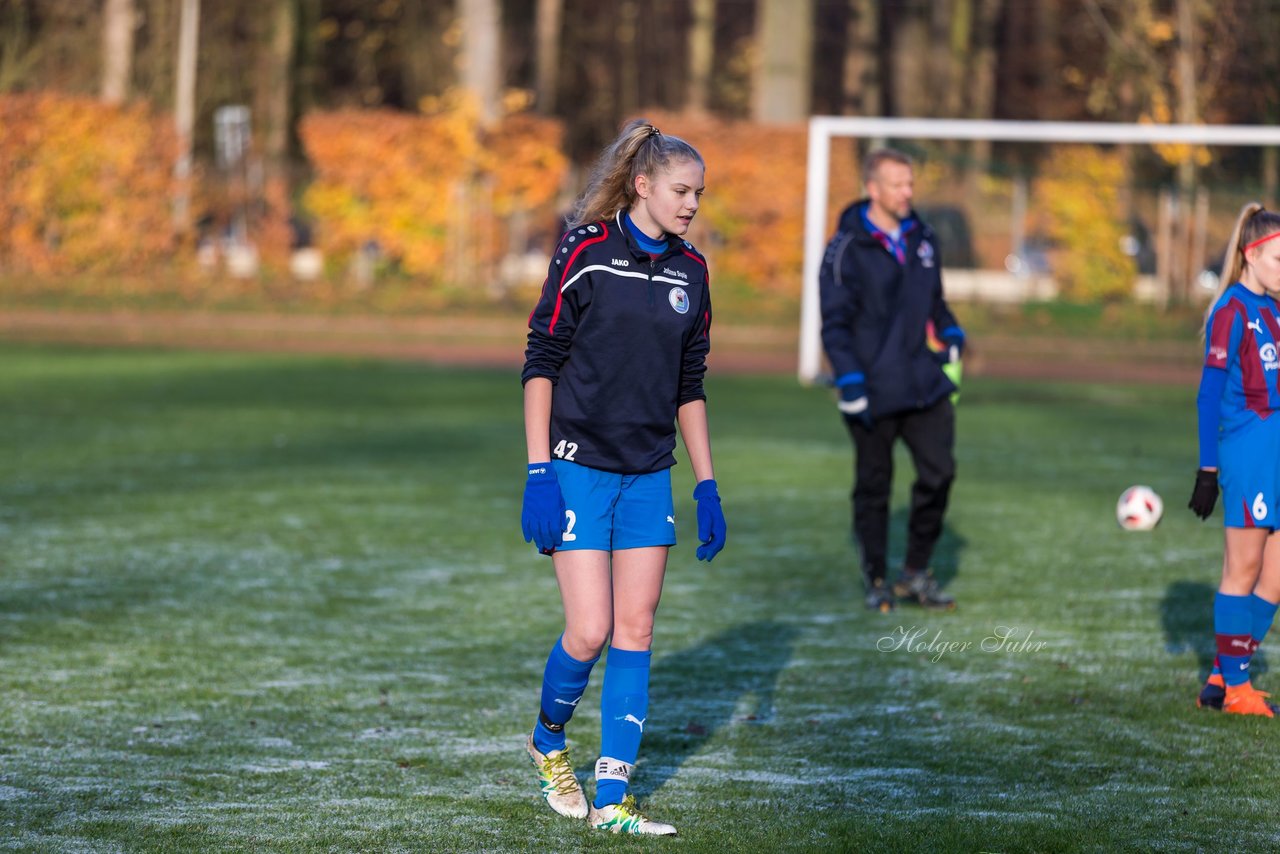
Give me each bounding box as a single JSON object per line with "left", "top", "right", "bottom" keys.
{"left": 1188, "top": 468, "right": 1219, "bottom": 520}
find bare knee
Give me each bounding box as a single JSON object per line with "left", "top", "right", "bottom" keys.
{"left": 562, "top": 623, "right": 611, "bottom": 660}
{"left": 610, "top": 616, "right": 654, "bottom": 652}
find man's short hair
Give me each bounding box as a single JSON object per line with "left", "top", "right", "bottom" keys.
{"left": 862, "top": 148, "right": 914, "bottom": 185}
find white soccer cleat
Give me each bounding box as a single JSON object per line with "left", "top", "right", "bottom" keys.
{"left": 588, "top": 794, "right": 677, "bottom": 836}
{"left": 525, "top": 733, "right": 588, "bottom": 819}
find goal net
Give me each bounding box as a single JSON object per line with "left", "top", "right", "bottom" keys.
{"left": 799, "top": 117, "right": 1280, "bottom": 384}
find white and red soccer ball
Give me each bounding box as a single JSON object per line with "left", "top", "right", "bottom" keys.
{"left": 1117, "top": 485, "right": 1163, "bottom": 531}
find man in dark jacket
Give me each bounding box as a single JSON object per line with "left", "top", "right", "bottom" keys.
{"left": 819, "top": 148, "right": 964, "bottom": 612}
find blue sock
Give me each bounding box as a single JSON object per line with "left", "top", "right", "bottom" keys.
{"left": 532, "top": 636, "right": 597, "bottom": 754}
{"left": 1216, "top": 592, "right": 1254, "bottom": 687}
{"left": 594, "top": 647, "right": 651, "bottom": 808}
{"left": 1250, "top": 593, "right": 1279, "bottom": 653}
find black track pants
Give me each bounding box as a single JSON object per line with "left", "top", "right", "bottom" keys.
{"left": 842, "top": 397, "right": 955, "bottom": 580}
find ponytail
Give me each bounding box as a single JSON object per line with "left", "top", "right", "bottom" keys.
{"left": 567, "top": 118, "right": 704, "bottom": 229}
{"left": 1204, "top": 202, "right": 1280, "bottom": 336}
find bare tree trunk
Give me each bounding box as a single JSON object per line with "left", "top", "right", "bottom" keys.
{"left": 842, "top": 0, "right": 879, "bottom": 116}
{"left": 1175, "top": 0, "right": 1198, "bottom": 186}
{"left": 1033, "top": 0, "right": 1057, "bottom": 117}
{"left": 890, "top": 7, "right": 929, "bottom": 118}
{"left": 402, "top": 0, "right": 434, "bottom": 108}
{"left": 687, "top": 0, "right": 714, "bottom": 113}
{"left": 1173, "top": 0, "right": 1198, "bottom": 304}
{"left": 101, "top": 0, "right": 135, "bottom": 104}
{"left": 459, "top": 0, "right": 501, "bottom": 126}
{"left": 965, "top": 0, "right": 1001, "bottom": 176}
{"left": 261, "top": 0, "right": 296, "bottom": 204}
{"left": 535, "top": 0, "right": 563, "bottom": 114}
{"left": 929, "top": 0, "right": 956, "bottom": 116}
{"left": 617, "top": 0, "right": 638, "bottom": 117}
{"left": 753, "top": 0, "right": 813, "bottom": 123}
{"left": 173, "top": 0, "right": 199, "bottom": 234}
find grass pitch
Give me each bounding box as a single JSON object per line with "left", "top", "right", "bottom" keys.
{"left": 1, "top": 343, "right": 1277, "bottom": 852}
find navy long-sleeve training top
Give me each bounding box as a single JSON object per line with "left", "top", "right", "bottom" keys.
{"left": 522, "top": 211, "right": 712, "bottom": 474}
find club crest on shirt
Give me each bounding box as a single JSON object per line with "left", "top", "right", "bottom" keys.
{"left": 917, "top": 240, "right": 935, "bottom": 268}
{"left": 669, "top": 286, "right": 690, "bottom": 314}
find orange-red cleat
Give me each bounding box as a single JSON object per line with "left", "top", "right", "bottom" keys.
{"left": 1223, "top": 682, "right": 1276, "bottom": 717}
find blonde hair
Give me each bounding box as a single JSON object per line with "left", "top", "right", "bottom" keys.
{"left": 567, "top": 118, "right": 704, "bottom": 229}
{"left": 1203, "top": 202, "right": 1280, "bottom": 336}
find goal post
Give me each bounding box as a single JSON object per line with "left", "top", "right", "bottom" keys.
{"left": 799, "top": 117, "right": 1280, "bottom": 385}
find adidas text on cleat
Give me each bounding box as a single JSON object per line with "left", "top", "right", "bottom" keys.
{"left": 893, "top": 569, "right": 956, "bottom": 611}
{"left": 526, "top": 733, "right": 588, "bottom": 818}
{"left": 589, "top": 794, "right": 677, "bottom": 836}
{"left": 1223, "top": 682, "right": 1276, "bottom": 718}
{"left": 864, "top": 578, "right": 896, "bottom": 612}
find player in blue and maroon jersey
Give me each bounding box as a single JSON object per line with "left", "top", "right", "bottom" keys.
{"left": 518, "top": 119, "right": 726, "bottom": 836}
{"left": 1190, "top": 203, "right": 1280, "bottom": 716}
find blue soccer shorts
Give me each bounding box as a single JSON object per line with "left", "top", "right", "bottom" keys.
{"left": 1219, "top": 420, "right": 1280, "bottom": 529}
{"left": 551, "top": 459, "right": 677, "bottom": 551}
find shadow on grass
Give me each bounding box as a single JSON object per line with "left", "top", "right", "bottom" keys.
{"left": 880, "top": 508, "right": 967, "bottom": 590}
{"left": 1158, "top": 580, "right": 1270, "bottom": 680}
{"left": 637, "top": 620, "right": 798, "bottom": 799}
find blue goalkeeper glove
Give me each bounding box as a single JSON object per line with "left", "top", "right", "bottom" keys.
{"left": 940, "top": 327, "right": 965, "bottom": 358}
{"left": 521, "top": 463, "right": 564, "bottom": 553}
{"left": 693, "top": 479, "right": 726, "bottom": 562}
{"left": 835, "top": 373, "right": 872, "bottom": 429}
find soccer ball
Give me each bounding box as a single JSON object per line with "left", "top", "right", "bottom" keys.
{"left": 1117, "top": 485, "right": 1163, "bottom": 531}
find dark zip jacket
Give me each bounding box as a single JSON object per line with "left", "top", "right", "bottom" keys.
{"left": 819, "top": 199, "right": 962, "bottom": 418}
{"left": 522, "top": 211, "right": 712, "bottom": 474}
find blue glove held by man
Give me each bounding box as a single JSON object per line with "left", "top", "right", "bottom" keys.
{"left": 835, "top": 373, "right": 873, "bottom": 429}
{"left": 521, "top": 463, "right": 564, "bottom": 553}
{"left": 940, "top": 327, "right": 965, "bottom": 359}
{"left": 693, "top": 479, "right": 727, "bottom": 562}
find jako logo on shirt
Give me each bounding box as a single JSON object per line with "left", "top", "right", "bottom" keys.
{"left": 611, "top": 258, "right": 629, "bottom": 267}
{"left": 668, "top": 287, "right": 689, "bottom": 314}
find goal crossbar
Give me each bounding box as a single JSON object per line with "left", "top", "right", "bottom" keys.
{"left": 800, "top": 117, "right": 1280, "bottom": 384}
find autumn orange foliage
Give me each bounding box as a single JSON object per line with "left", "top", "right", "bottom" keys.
{"left": 642, "top": 111, "right": 860, "bottom": 298}
{"left": 299, "top": 98, "right": 568, "bottom": 280}
{"left": 0, "top": 93, "right": 177, "bottom": 275}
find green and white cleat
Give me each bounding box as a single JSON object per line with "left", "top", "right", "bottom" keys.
{"left": 525, "top": 733, "right": 588, "bottom": 819}
{"left": 588, "top": 794, "right": 677, "bottom": 836}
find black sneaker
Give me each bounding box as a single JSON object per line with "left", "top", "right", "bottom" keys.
{"left": 863, "top": 577, "right": 896, "bottom": 612}
{"left": 892, "top": 569, "right": 956, "bottom": 610}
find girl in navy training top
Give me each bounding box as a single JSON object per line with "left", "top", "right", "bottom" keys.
{"left": 1190, "top": 203, "right": 1280, "bottom": 716}
{"left": 519, "top": 118, "right": 727, "bottom": 835}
